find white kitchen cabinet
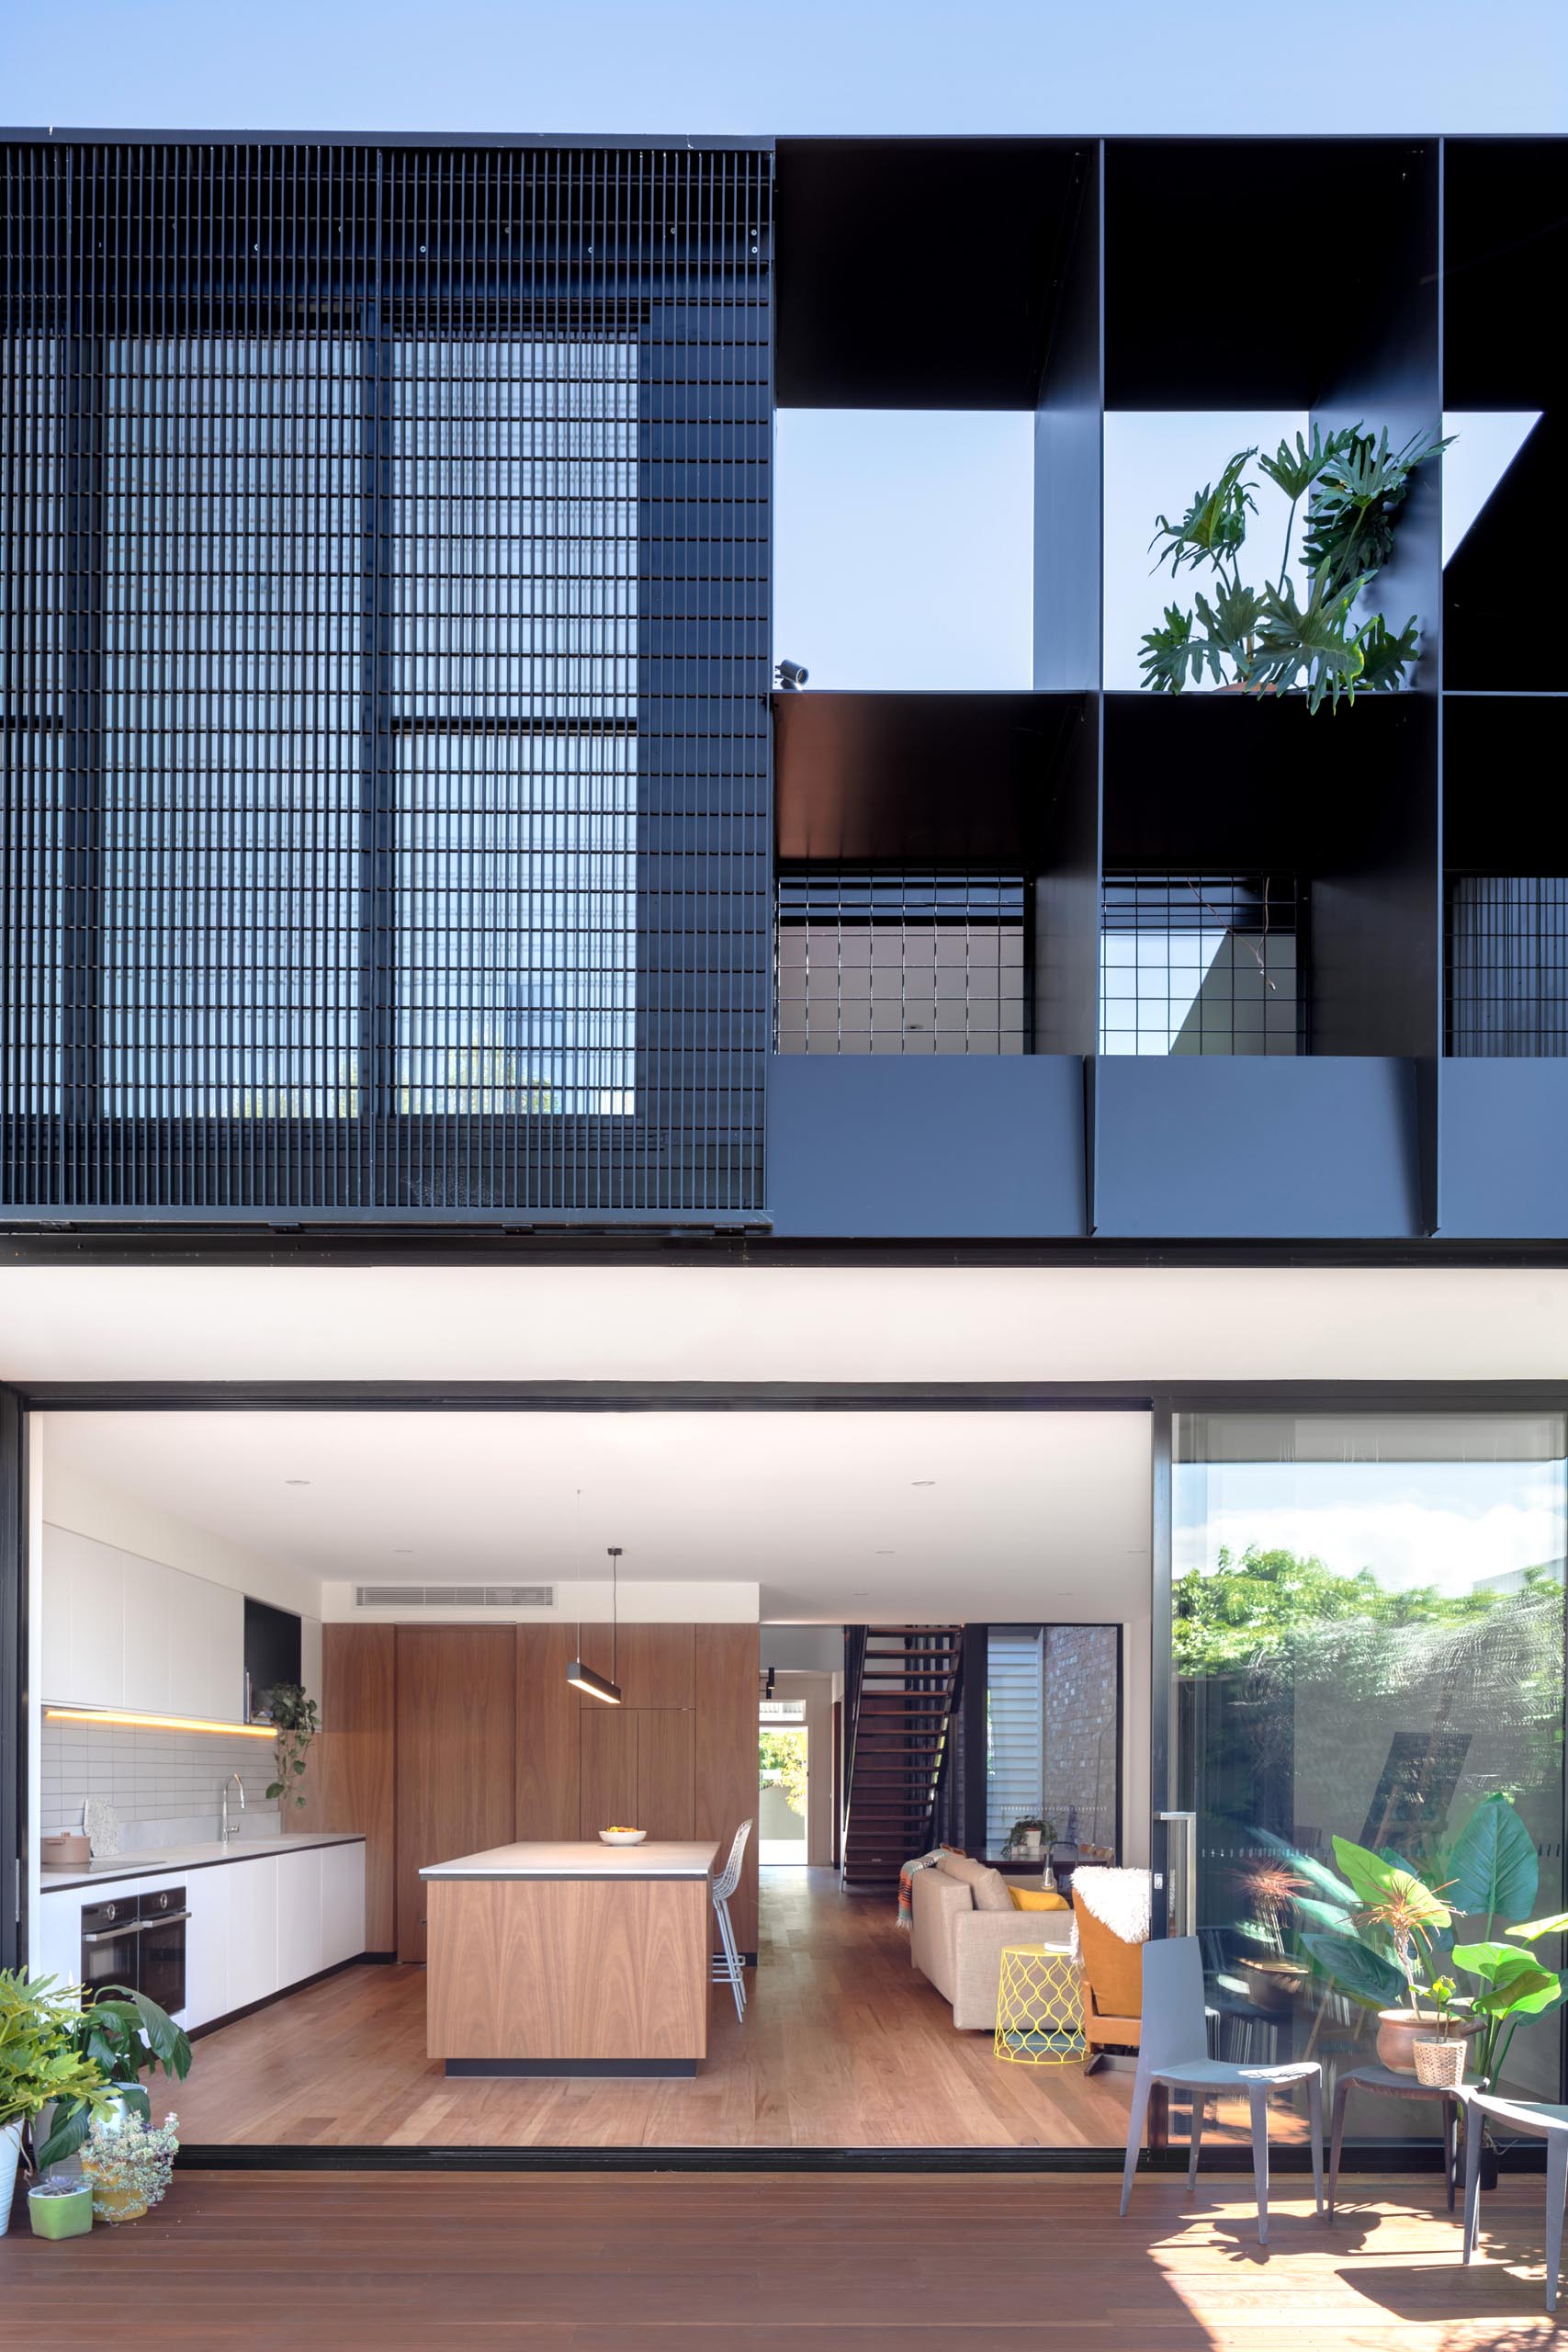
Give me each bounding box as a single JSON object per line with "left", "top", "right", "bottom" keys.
{"left": 276, "top": 1844, "right": 323, "bottom": 1985}
{"left": 122, "top": 1555, "right": 174, "bottom": 1715}
{"left": 321, "top": 1839, "right": 367, "bottom": 1967}
{"left": 42, "top": 1526, "right": 250, "bottom": 1724}
{"left": 182, "top": 1862, "right": 231, "bottom": 2030}
{"left": 50, "top": 1529, "right": 126, "bottom": 1709}
{"left": 34, "top": 1891, "right": 83, "bottom": 1989}
{"left": 225, "top": 1852, "right": 280, "bottom": 2012}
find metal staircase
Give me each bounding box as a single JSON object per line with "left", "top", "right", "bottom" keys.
{"left": 840, "top": 1625, "right": 964, "bottom": 1891}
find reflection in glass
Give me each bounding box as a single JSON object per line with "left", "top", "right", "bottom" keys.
{"left": 1174, "top": 1413, "right": 1566, "bottom": 2135}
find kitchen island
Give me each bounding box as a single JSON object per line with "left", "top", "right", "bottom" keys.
{"left": 420, "top": 1840, "right": 718, "bottom": 2077}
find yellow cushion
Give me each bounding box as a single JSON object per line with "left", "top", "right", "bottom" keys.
{"left": 1009, "top": 1887, "right": 1069, "bottom": 1912}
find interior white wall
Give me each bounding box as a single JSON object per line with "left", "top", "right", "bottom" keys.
{"left": 761, "top": 1626, "right": 846, "bottom": 1673}
{"left": 42, "top": 1449, "right": 324, "bottom": 1622}
{"left": 770, "top": 1669, "right": 836, "bottom": 1868}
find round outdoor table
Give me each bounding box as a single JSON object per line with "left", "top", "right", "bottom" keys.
{"left": 1327, "top": 2062, "right": 1469, "bottom": 2218}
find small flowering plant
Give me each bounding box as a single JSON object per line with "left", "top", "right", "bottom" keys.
{"left": 1427, "top": 1976, "right": 1460, "bottom": 2042}
{"left": 81, "top": 2110, "right": 179, "bottom": 2220}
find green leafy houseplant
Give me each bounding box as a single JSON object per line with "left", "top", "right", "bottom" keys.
{"left": 263, "top": 1681, "right": 321, "bottom": 1808}
{"left": 0, "top": 1971, "right": 118, "bottom": 2177}
{"left": 1296, "top": 1796, "right": 1564, "bottom": 2091}
{"left": 33, "top": 1983, "right": 192, "bottom": 2171}
{"left": 1139, "top": 423, "right": 1450, "bottom": 713}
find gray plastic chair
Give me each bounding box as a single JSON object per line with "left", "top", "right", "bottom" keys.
{"left": 710, "top": 1818, "right": 753, "bottom": 2020}
{"left": 1463, "top": 2090, "right": 1568, "bottom": 2312}
{"left": 1120, "top": 1936, "right": 1325, "bottom": 2247}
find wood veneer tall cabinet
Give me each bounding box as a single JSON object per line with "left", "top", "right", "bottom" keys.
{"left": 291, "top": 1623, "right": 397, "bottom": 1953}
{"left": 309, "top": 1617, "right": 759, "bottom": 1966}
{"left": 394, "top": 1628, "right": 515, "bottom": 1965}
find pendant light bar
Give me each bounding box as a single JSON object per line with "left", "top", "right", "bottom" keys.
{"left": 565, "top": 1660, "right": 623, "bottom": 1706}
{"left": 565, "top": 1542, "right": 626, "bottom": 1704}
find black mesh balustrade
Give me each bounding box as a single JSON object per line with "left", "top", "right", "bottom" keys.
{"left": 1100, "top": 873, "right": 1305, "bottom": 1057}
{"left": 0, "top": 141, "right": 772, "bottom": 1216}
{"left": 774, "top": 872, "right": 1027, "bottom": 1056}
{"left": 1448, "top": 877, "right": 1568, "bottom": 1057}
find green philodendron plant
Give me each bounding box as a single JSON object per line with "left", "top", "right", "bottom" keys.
{"left": 1292, "top": 1794, "right": 1565, "bottom": 2087}
{"left": 1140, "top": 423, "right": 1450, "bottom": 713}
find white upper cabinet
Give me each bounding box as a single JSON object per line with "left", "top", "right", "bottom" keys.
{"left": 43, "top": 1527, "right": 256, "bottom": 1724}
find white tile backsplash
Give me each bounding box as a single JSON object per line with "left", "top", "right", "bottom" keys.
{"left": 40, "top": 1720, "right": 283, "bottom": 1845}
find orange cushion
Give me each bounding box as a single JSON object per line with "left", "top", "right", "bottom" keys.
{"left": 1009, "top": 1887, "right": 1070, "bottom": 1912}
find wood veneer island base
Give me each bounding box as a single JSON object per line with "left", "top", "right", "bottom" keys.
{"left": 421, "top": 1840, "right": 717, "bottom": 2078}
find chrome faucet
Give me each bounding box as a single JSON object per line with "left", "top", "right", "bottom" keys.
{"left": 220, "top": 1772, "right": 245, "bottom": 1843}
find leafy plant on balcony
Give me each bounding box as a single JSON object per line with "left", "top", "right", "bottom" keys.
{"left": 1139, "top": 423, "right": 1449, "bottom": 713}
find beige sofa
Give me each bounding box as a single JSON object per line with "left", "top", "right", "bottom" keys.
{"left": 909, "top": 1861, "right": 1075, "bottom": 2030}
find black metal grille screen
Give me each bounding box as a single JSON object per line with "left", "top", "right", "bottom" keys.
{"left": 774, "top": 873, "right": 1026, "bottom": 1055}
{"left": 1100, "top": 874, "right": 1303, "bottom": 1057}
{"left": 1449, "top": 877, "right": 1568, "bottom": 1057}
{"left": 0, "top": 141, "right": 771, "bottom": 1217}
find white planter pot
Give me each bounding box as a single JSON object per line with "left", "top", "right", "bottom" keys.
{"left": 1, "top": 2116, "right": 23, "bottom": 2238}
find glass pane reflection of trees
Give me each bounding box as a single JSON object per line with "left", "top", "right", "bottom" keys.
{"left": 1175, "top": 1414, "right": 1566, "bottom": 2139}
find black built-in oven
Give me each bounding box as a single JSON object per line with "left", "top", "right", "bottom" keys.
{"left": 137, "top": 1885, "right": 187, "bottom": 2015}
{"left": 79, "top": 1886, "right": 187, "bottom": 2014}
{"left": 79, "top": 1894, "right": 140, "bottom": 1996}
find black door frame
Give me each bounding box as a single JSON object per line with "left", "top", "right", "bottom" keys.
{"left": 6, "top": 1372, "right": 1568, "bottom": 2171}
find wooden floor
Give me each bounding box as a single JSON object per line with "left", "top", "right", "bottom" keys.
{"left": 154, "top": 1866, "right": 1135, "bottom": 2149}
{"left": 5, "top": 2171, "right": 1565, "bottom": 2349}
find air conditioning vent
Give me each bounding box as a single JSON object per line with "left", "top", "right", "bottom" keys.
{"left": 354, "top": 1584, "right": 555, "bottom": 1610}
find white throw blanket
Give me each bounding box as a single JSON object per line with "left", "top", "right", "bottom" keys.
{"left": 1071, "top": 1866, "right": 1152, "bottom": 1945}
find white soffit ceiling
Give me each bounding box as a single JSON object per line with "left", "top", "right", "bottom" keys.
{"left": 40, "top": 1408, "right": 1152, "bottom": 1625}
{"left": 5, "top": 1264, "right": 1568, "bottom": 1383}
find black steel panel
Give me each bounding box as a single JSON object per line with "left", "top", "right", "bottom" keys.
{"left": 0, "top": 140, "right": 772, "bottom": 1216}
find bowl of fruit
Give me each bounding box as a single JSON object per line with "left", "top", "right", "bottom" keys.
{"left": 598, "top": 1826, "right": 648, "bottom": 1846}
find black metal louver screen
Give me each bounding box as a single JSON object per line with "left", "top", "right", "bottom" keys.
{"left": 0, "top": 140, "right": 772, "bottom": 1217}
{"left": 1449, "top": 877, "right": 1568, "bottom": 1057}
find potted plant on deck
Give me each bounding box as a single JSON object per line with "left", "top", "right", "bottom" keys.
{"left": 80, "top": 2109, "right": 179, "bottom": 2223}
{"left": 0, "top": 1971, "right": 118, "bottom": 2236}
{"left": 34, "top": 1982, "right": 192, "bottom": 2171}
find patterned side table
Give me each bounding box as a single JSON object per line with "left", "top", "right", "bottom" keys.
{"left": 994, "top": 1945, "right": 1085, "bottom": 2066}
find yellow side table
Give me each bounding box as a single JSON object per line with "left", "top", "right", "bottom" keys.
{"left": 994, "top": 1945, "right": 1085, "bottom": 2066}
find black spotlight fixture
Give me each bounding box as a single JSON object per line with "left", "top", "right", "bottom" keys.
{"left": 773, "top": 658, "right": 808, "bottom": 691}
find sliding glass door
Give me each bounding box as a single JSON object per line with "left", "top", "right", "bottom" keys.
{"left": 1173, "top": 1410, "right": 1567, "bottom": 2133}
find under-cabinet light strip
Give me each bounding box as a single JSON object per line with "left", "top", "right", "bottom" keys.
{"left": 43, "top": 1706, "right": 277, "bottom": 1739}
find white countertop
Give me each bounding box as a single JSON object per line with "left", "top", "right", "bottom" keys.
{"left": 39, "top": 1831, "right": 367, "bottom": 1893}
{"left": 421, "top": 1839, "right": 719, "bottom": 1881}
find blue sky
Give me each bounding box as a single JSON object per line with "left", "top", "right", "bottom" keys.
{"left": 7, "top": 1, "right": 1564, "bottom": 137}
{"left": 8, "top": 0, "right": 1565, "bottom": 687}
